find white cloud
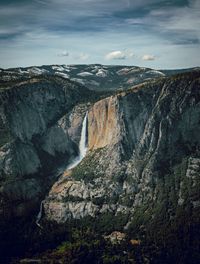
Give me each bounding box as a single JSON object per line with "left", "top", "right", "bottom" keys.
{"left": 142, "top": 54, "right": 155, "bottom": 61}
{"left": 105, "top": 50, "right": 134, "bottom": 60}
{"left": 58, "top": 50, "right": 69, "bottom": 56}
{"left": 105, "top": 50, "right": 126, "bottom": 60}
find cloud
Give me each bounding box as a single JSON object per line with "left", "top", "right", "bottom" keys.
{"left": 123, "top": 0, "right": 200, "bottom": 46}
{"left": 105, "top": 50, "right": 134, "bottom": 60}
{"left": 142, "top": 54, "right": 156, "bottom": 61}
{"left": 105, "top": 51, "right": 126, "bottom": 60}
{"left": 58, "top": 50, "right": 69, "bottom": 56}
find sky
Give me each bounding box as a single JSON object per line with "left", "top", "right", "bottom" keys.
{"left": 0, "top": 0, "right": 200, "bottom": 69}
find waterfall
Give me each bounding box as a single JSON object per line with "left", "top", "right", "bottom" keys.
{"left": 36, "top": 200, "right": 44, "bottom": 228}
{"left": 79, "top": 112, "right": 88, "bottom": 158}
{"left": 36, "top": 112, "right": 88, "bottom": 227}
{"left": 66, "top": 112, "right": 88, "bottom": 170}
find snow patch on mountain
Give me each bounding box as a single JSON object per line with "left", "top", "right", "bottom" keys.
{"left": 28, "top": 67, "right": 49, "bottom": 75}
{"left": 52, "top": 65, "right": 66, "bottom": 72}
{"left": 55, "top": 72, "right": 70, "bottom": 79}
{"left": 77, "top": 72, "right": 93, "bottom": 77}
{"left": 18, "top": 69, "right": 29, "bottom": 74}
{"left": 96, "top": 69, "right": 108, "bottom": 77}
{"left": 117, "top": 67, "right": 145, "bottom": 76}
{"left": 146, "top": 70, "right": 165, "bottom": 76}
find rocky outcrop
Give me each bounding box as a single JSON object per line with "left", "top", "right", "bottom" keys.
{"left": 43, "top": 71, "right": 200, "bottom": 223}
{"left": 59, "top": 103, "right": 90, "bottom": 145}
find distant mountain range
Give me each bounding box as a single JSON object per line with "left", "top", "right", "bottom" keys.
{"left": 1, "top": 64, "right": 200, "bottom": 91}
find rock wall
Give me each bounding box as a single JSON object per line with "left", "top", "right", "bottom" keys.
{"left": 88, "top": 96, "right": 121, "bottom": 150}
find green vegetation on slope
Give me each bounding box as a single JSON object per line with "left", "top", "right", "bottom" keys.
{"left": 71, "top": 148, "right": 105, "bottom": 183}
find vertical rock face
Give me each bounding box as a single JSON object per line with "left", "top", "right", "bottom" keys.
{"left": 40, "top": 126, "right": 74, "bottom": 157}
{"left": 62, "top": 103, "right": 90, "bottom": 145}
{"left": 0, "top": 76, "right": 92, "bottom": 218}
{"left": 0, "top": 142, "right": 41, "bottom": 178}
{"left": 88, "top": 96, "right": 121, "bottom": 150}
{"left": 44, "top": 71, "right": 200, "bottom": 224}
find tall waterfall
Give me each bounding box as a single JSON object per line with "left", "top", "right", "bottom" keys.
{"left": 67, "top": 112, "right": 88, "bottom": 170}
{"left": 78, "top": 112, "right": 88, "bottom": 159}
{"left": 36, "top": 112, "right": 88, "bottom": 227}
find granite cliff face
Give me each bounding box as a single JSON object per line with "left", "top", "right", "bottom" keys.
{"left": 88, "top": 96, "right": 121, "bottom": 150}
{"left": 0, "top": 76, "right": 93, "bottom": 218}
{"left": 43, "top": 71, "right": 200, "bottom": 227}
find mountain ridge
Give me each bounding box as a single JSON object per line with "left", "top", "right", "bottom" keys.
{"left": 1, "top": 64, "right": 199, "bottom": 92}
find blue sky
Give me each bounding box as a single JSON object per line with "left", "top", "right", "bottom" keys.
{"left": 0, "top": 0, "right": 200, "bottom": 69}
